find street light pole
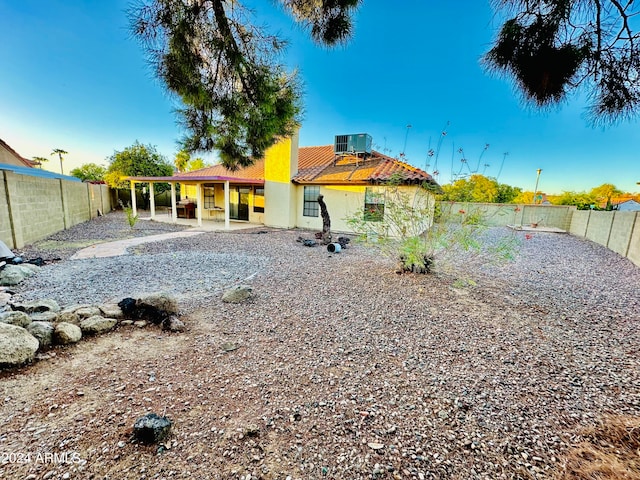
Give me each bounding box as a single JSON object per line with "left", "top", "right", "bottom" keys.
{"left": 532, "top": 169, "right": 542, "bottom": 204}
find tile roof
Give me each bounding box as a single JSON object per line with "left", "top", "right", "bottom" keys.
{"left": 0, "top": 138, "right": 38, "bottom": 167}
{"left": 136, "top": 144, "right": 438, "bottom": 187}
{"left": 179, "top": 159, "right": 265, "bottom": 181}
{"left": 294, "top": 146, "right": 437, "bottom": 185}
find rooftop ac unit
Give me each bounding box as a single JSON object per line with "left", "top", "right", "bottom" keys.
{"left": 334, "top": 134, "right": 372, "bottom": 155}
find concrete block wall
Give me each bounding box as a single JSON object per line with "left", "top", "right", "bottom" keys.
{"left": 568, "top": 210, "right": 590, "bottom": 237}
{"left": 585, "top": 211, "right": 615, "bottom": 247}
{"left": 628, "top": 218, "right": 640, "bottom": 267}
{"left": 440, "top": 202, "right": 575, "bottom": 229}
{"left": 63, "top": 180, "right": 91, "bottom": 227}
{"left": 568, "top": 209, "right": 639, "bottom": 266}
{"left": 1, "top": 171, "right": 113, "bottom": 249}
{"left": 0, "top": 173, "right": 12, "bottom": 247}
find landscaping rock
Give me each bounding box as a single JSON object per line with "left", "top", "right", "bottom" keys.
{"left": 162, "top": 315, "right": 185, "bottom": 332}
{"left": 12, "top": 298, "right": 60, "bottom": 314}
{"left": 53, "top": 322, "right": 82, "bottom": 345}
{"left": 136, "top": 294, "right": 178, "bottom": 324}
{"left": 0, "top": 265, "right": 38, "bottom": 286}
{"left": 26, "top": 321, "right": 54, "bottom": 349}
{"left": 99, "top": 303, "right": 124, "bottom": 319}
{"left": 0, "top": 322, "right": 39, "bottom": 367}
{"left": 133, "top": 413, "right": 172, "bottom": 443}
{"left": 222, "top": 285, "right": 252, "bottom": 303}
{"left": 75, "top": 306, "right": 102, "bottom": 318}
{"left": 56, "top": 310, "right": 80, "bottom": 325}
{"left": 80, "top": 315, "right": 117, "bottom": 335}
{"left": 0, "top": 292, "right": 12, "bottom": 308}
{"left": 0, "top": 311, "right": 31, "bottom": 328}
{"left": 30, "top": 311, "right": 58, "bottom": 322}
{"left": 117, "top": 298, "right": 137, "bottom": 318}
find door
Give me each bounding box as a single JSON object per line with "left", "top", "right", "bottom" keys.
{"left": 230, "top": 186, "right": 250, "bottom": 221}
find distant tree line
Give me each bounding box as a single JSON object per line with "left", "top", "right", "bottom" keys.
{"left": 439, "top": 175, "right": 630, "bottom": 210}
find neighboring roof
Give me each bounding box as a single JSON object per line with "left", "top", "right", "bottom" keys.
{"left": 0, "top": 163, "right": 82, "bottom": 182}
{"left": 0, "top": 138, "right": 38, "bottom": 168}
{"left": 294, "top": 146, "right": 438, "bottom": 186}
{"left": 616, "top": 199, "right": 640, "bottom": 211}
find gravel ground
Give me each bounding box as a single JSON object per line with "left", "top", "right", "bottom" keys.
{"left": 2, "top": 212, "right": 639, "bottom": 480}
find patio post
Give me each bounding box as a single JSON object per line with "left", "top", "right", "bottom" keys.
{"left": 130, "top": 180, "right": 137, "bottom": 217}
{"left": 224, "top": 180, "right": 230, "bottom": 230}
{"left": 196, "top": 182, "right": 203, "bottom": 227}
{"left": 170, "top": 183, "right": 177, "bottom": 223}
{"left": 149, "top": 182, "right": 156, "bottom": 219}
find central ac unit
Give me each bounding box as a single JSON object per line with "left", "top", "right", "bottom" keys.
{"left": 334, "top": 134, "right": 372, "bottom": 155}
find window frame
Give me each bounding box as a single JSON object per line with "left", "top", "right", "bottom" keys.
{"left": 303, "top": 186, "right": 320, "bottom": 217}
{"left": 364, "top": 187, "right": 385, "bottom": 222}
{"left": 253, "top": 186, "right": 265, "bottom": 213}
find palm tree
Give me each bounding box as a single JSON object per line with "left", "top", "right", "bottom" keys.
{"left": 31, "top": 156, "right": 49, "bottom": 169}
{"left": 51, "top": 148, "right": 68, "bottom": 175}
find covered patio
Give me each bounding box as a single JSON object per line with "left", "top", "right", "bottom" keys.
{"left": 127, "top": 173, "right": 264, "bottom": 230}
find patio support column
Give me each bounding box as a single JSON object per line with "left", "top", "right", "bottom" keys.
{"left": 130, "top": 180, "right": 137, "bottom": 217}
{"left": 196, "top": 182, "right": 203, "bottom": 227}
{"left": 149, "top": 182, "right": 156, "bottom": 219}
{"left": 170, "top": 183, "right": 177, "bottom": 223}
{"left": 224, "top": 180, "right": 230, "bottom": 230}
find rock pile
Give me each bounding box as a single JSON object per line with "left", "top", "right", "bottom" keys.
{"left": 0, "top": 293, "right": 184, "bottom": 369}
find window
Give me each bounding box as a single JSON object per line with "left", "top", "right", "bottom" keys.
{"left": 203, "top": 186, "right": 215, "bottom": 208}
{"left": 254, "top": 187, "right": 264, "bottom": 213}
{"left": 303, "top": 186, "right": 320, "bottom": 217}
{"left": 364, "top": 187, "right": 385, "bottom": 222}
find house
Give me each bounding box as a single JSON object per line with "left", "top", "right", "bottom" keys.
{"left": 614, "top": 198, "right": 640, "bottom": 211}
{"left": 127, "top": 132, "right": 440, "bottom": 233}
{"left": 0, "top": 138, "right": 39, "bottom": 168}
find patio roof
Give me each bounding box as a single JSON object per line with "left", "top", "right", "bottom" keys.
{"left": 128, "top": 174, "right": 264, "bottom": 185}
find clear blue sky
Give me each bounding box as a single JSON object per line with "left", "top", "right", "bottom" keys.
{"left": 1, "top": 0, "right": 638, "bottom": 194}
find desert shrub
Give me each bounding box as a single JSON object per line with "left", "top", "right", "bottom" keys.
{"left": 346, "top": 184, "right": 521, "bottom": 275}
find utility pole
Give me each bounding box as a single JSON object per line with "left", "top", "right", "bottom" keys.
{"left": 532, "top": 169, "right": 542, "bottom": 204}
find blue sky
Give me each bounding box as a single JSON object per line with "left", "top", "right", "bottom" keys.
{"left": 1, "top": 0, "right": 638, "bottom": 194}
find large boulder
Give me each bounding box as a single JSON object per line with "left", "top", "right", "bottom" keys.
{"left": 11, "top": 298, "right": 60, "bottom": 314}
{"left": 222, "top": 285, "right": 253, "bottom": 303}
{"left": 0, "top": 265, "right": 38, "bottom": 286}
{"left": 80, "top": 315, "right": 117, "bottom": 335}
{"left": 26, "top": 321, "right": 54, "bottom": 349}
{"left": 0, "top": 311, "right": 31, "bottom": 328}
{"left": 53, "top": 322, "right": 82, "bottom": 345}
{"left": 0, "top": 323, "right": 39, "bottom": 367}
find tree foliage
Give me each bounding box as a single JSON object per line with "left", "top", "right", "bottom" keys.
{"left": 105, "top": 141, "right": 174, "bottom": 192}
{"left": 129, "top": 0, "right": 360, "bottom": 170}
{"left": 174, "top": 150, "right": 209, "bottom": 172}
{"left": 485, "top": 1, "right": 640, "bottom": 124}
{"left": 70, "top": 163, "right": 107, "bottom": 182}
{"left": 590, "top": 182, "right": 623, "bottom": 208}
{"left": 440, "top": 174, "right": 522, "bottom": 203}
{"left": 51, "top": 148, "right": 68, "bottom": 175}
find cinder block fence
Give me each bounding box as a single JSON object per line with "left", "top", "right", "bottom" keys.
{"left": 440, "top": 202, "right": 639, "bottom": 267}
{"left": 1, "top": 170, "right": 112, "bottom": 249}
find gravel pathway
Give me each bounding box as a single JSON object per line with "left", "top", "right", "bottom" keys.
{"left": 4, "top": 212, "right": 639, "bottom": 479}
